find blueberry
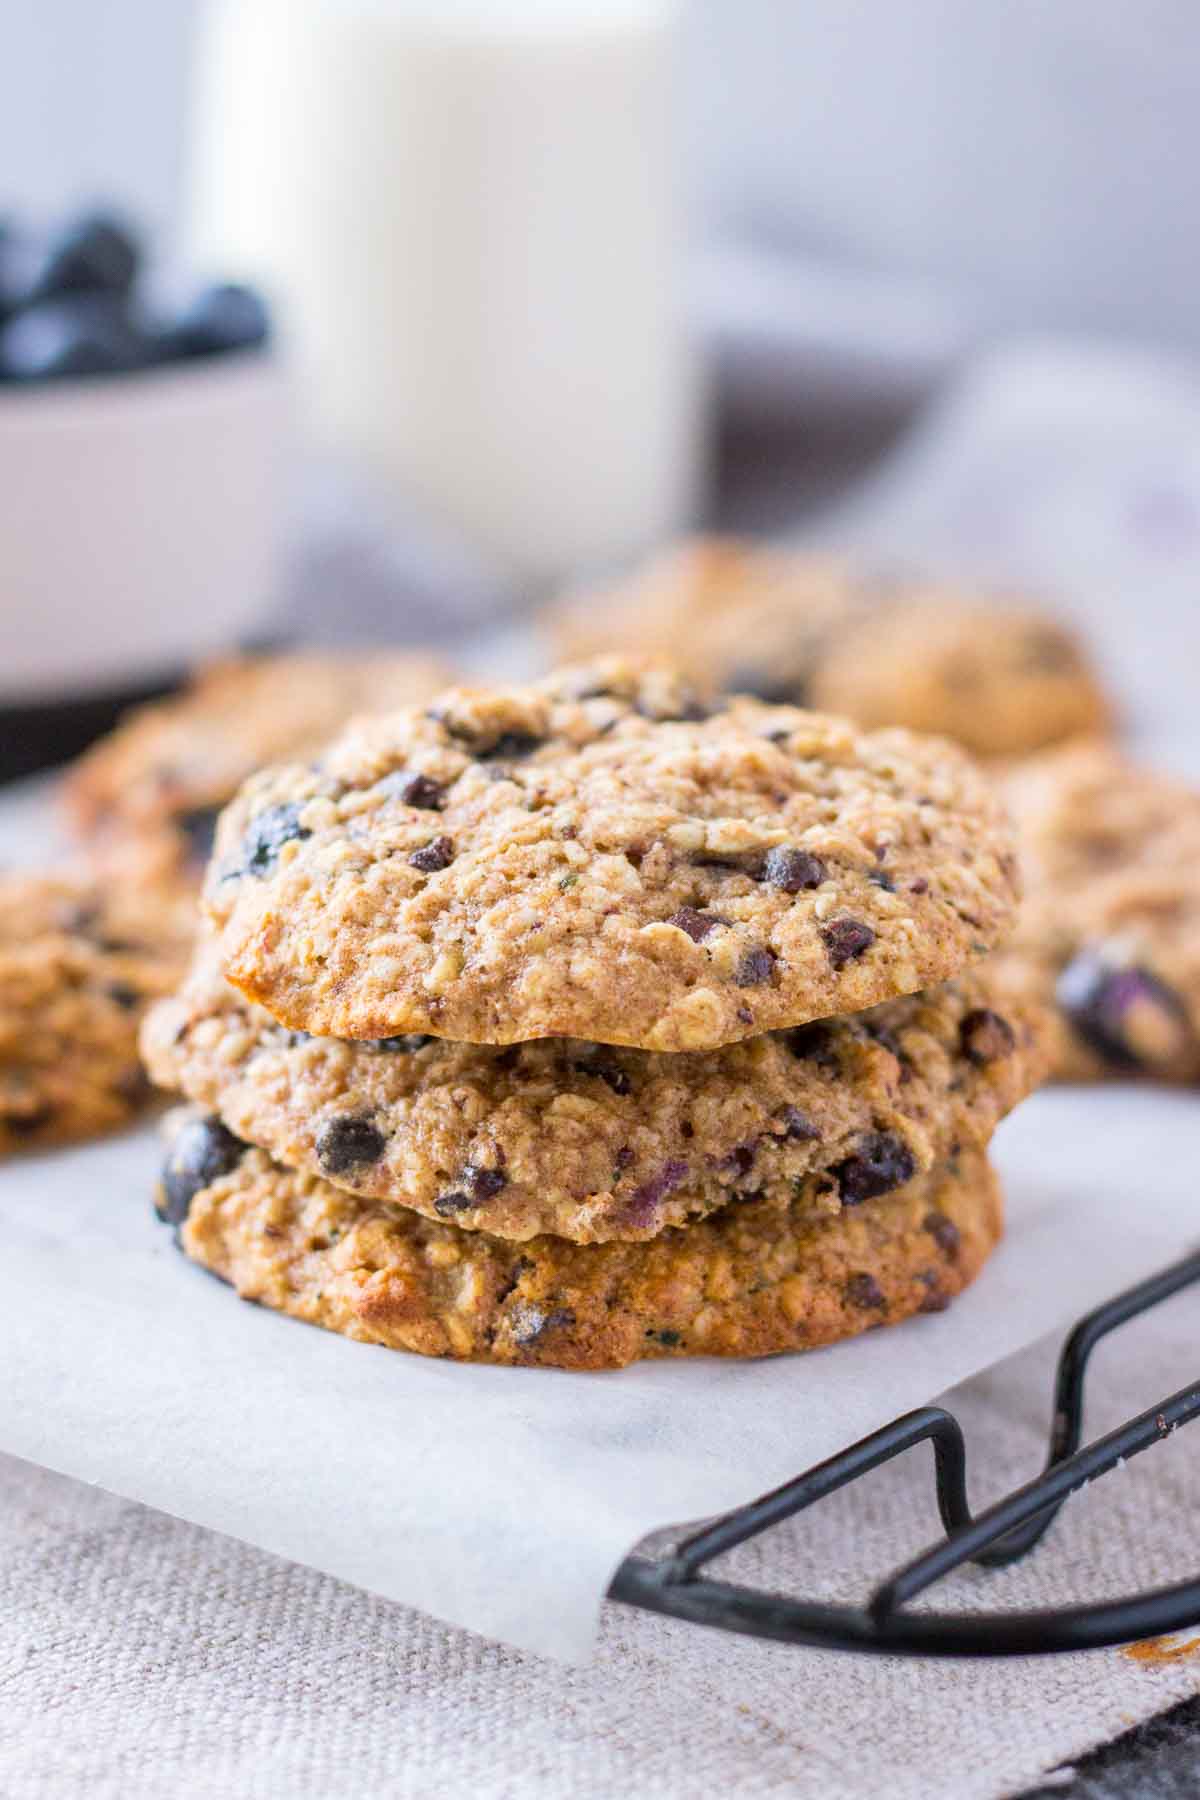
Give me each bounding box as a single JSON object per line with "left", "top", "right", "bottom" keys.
{"left": 28, "top": 212, "right": 139, "bottom": 304}
{"left": 1056, "top": 947, "right": 1190, "bottom": 1073}
{"left": 509, "top": 1302, "right": 576, "bottom": 1347}
{"left": 832, "top": 1131, "right": 916, "bottom": 1204}
{"left": 315, "top": 1115, "right": 386, "bottom": 1175}
{"left": 157, "top": 1116, "right": 243, "bottom": 1229}
{"left": 0, "top": 295, "right": 155, "bottom": 381}
{"left": 164, "top": 283, "right": 270, "bottom": 359}
{"left": 773, "top": 1105, "right": 819, "bottom": 1141}
{"left": 239, "top": 802, "right": 311, "bottom": 877}
{"left": 0, "top": 220, "right": 36, "bottom": 327}
{"left": 625, "top": 1159, "right": 689, "bottom": 1228}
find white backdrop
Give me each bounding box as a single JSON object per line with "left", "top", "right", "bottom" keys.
{"left": 7, "top": 1, "right": 1200, "bottom": 355}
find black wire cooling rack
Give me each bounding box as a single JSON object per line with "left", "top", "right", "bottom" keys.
{"left": 609, "top": 1249, "right": 1200, "bottom": 1657}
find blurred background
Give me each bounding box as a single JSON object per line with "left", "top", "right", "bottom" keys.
{"left": 4, "top": 0, "right": 1200, "bottom": 758}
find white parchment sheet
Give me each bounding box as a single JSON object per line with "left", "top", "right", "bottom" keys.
{"left": 2, "top": 338, "right": 1198, "bottom": 1665}
{"left": 0, "top": 1087, "right": 1194, "bottom": 1663}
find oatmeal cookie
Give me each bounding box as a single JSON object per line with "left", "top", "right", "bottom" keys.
{"left": 552, "top": 538, "right": 1111, "bottom": 759}
{"left": 143, "top": 951, "right": 1044, "bottom": 1242}
{"left": 994, "top": 741, "right": 1200, "bottom": 1082}
{"left": 203, "top": 660, "right": 1021, "bottom": 1050}
{"left": 0, "top": 871, "right": 191, "bottom": 1152}
{"left": 158, "top": 1112, "right": 1003, "bottom": 1370}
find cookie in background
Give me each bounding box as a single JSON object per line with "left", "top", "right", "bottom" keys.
{"left": 63, "top": 649, "right": 455, "bottom": 889}
{"left": 0, "top": 870, "right": 192, "bottom": 1153}
{"left": 992, "top": 740, "right": 1200, "bottom": 1085}
{"left": 549, "top": 536, "right": 1114, "bottom": 760}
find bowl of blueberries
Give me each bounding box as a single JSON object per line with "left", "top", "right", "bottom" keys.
{"left": 0, "top": 208, "right": 287, "bottom": 705}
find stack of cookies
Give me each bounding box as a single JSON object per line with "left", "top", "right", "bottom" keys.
{"left": 143, "top": 661, "right": 1046, "bottom": 1370}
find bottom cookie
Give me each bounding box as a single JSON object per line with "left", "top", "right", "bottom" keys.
{"left": 158, "top": 1113, "right": 1003, "bottom": 1370}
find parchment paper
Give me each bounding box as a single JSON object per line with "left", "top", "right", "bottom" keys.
{"left": 0, "top": 1085, "right": 1194, "bottom": 1663}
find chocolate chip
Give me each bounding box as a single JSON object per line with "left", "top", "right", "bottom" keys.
{"left": 635, "top": 695, "right": 711, "bottom": 723}
{"left": 1021, "top": 627, "right": 1076, "bottom": 674}
{"left": 864, "top": 1022, "right": 905, "bottom": 1061}
{"left": 382, "top": 770, "right": 444, "bottom": 810}
{"left": 240, "top": 802, "right": 311, "bottom": 876}
{"left": 669, "top": 907, "right": 730, "bottom": 943}
{"left": 369, "top": 1034, "right": 434, "bottom": 1053}
{"left": 821, "top": 917, "right": 875, "bottom": 969}
{"left": 720, "top": 1141, "right": 758, "bottom": 1179}
{"left": 924, "top": 1211, "right": 961, "bottom": 1260}
{"left": 735, "top": 945, "right": 776, "bottom": 986}
{"left": 509, "top": 1302, "right": 576, "bottom": 1346}
{"left": 725, "top": 666, "right": 806, "bottom": 705}
{"left": 433, "top": 1191, "right": 473, "bottom": 1217}
{"left": 833, "top": 1132, "right": 916, "bottom": 1204}
{"left": 573, "top": 1058, "right": 632, "bottom": 1095}
{"left": 178, "top": 804, "right": 219, "bottom": 864}
{"left": 409, "top": 835, "right": 455, "bottom": 872}
{"left": 480, "top": 730, "right": 544, "bottom": 760}
{"left": 845, "top": 1273, "right": 886, "bottom": 1310}
{"left": 1056, "top": 948, "right": 1191, "bottom": 1073}
{"left": 106, "top": 981, "right": 141, "bottom": 1011}
{"left": 315, "top": 1115, "right": 386, "bottom": 1174}
{"left": 782, "top": 1022, "right": 839, "bottom": 1066}
{"left": 918, "top": 1272, "right": 952, "bottom": 1313}
{"left": 760, "top": 846, "right": 826, "bottom": 892}
{"left": 959, "top": 1008, "right": 1015, "bottom": 1065}
{"left": 434, "top": 710, "right": 545, "bottom": 759}
{"left": 435, "top": 1164, "right": 506, "bottom": 1215}
{"left": 773, "top": 1105, "right": 820, "bottom": 1142}
{"left": 464, "top": 1165, "right": 507, "bottom": 1202}
{"left": 8, "top": 1105, "right": 53, "bottom": 1138}
{"left": 157, "top": 1116, "right": 243, "bottom": 1228}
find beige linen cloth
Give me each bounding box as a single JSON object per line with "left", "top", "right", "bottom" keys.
{"left": 2, "top": 1284, "right": 1195, "bottom": 1800}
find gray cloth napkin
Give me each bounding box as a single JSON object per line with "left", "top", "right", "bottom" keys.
{"left": 2, "top": 1286, "right": 1196, "bottom": 1800}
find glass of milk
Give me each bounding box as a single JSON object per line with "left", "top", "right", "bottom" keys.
{"left": 188, "top": 0, "right": 704, "bottom": 586}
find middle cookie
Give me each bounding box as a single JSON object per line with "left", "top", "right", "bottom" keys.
{"left": 142, "top": 953, "right": 1045, "bottom": 1243}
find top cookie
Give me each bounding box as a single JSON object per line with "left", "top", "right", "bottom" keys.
{"left": 551, "top": 537, "right": 1112, "bottom": 760}
{"left": 64, "top": 649, "right": 453, "bottom": 881}
{"left": 204, "top": 660, "right": 1020, "bottom": 1051}
{"left": 993, "top": 741, "right": 1200, "bottom": 1083}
